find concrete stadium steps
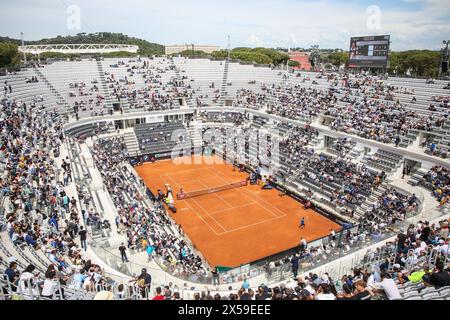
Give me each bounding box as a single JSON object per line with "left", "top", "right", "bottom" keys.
{"left": 171, "top": 57, "right": 195, "bottom": 109}
{"left": 123, "top": 130, "right": 140, "bottom": 156}
{"left": 101, "top": 57, "right": 182, "bottom": 113}
{"left": 174, "top": 57, "right": 225, "bottom": 107}
{"left": 407, "top": 168, "right": 429, "bottom": 186}
{"left": 96, "top": 60, "right": 115, "bottom": 110}
{"left": 2, "top": 58, "right": 449, "bottom": 161}
{"left": 134, "top": 121, "right": 186, "bottom": 155}
{"left": 354, "top": 184, "right": 388, "bottom": 219}
{"left": 36, "top": 60, "right": 112, "bottom": 117}
{"left": 33, "top": 67, "right": 71, "bottom": 114}
{"left": 348, "top": 147, "right": 364, "bottom": 160}
{"left": 218, "top": 60, "right": 229, "bottom": 106}
{"left": 399, "top": 129, "right": 420, "bottom": 148}
{"left": 364, "top": 149, "right": 403, "bottom": 174}
{"left": 187, "top": 124, "right": 203, "bottom": 154}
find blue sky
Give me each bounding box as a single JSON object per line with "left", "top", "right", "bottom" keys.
{"left": 0, "top": 0, "right": 449, "bottom": 50}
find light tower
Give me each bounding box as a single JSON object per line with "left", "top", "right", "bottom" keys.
{"left": 438, "top": 40, "right": 449, "bottom": 79}
{"left": 227, "top": 35, "right": 231, "bottom": 61}
{"left": 21, "top": 32, "right": 27, "bottom": 64}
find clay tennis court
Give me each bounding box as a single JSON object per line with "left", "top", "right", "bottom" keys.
{"left": 134, "top": 155, "right": 341, "bottom": 268}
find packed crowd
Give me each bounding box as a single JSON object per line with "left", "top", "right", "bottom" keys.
{"left": 70, "top": 80, "right": 107, "bottom": 117}
{"left": 1, "top": 60, "right": 448, "bottom": 300}
{"left": 421, "top": 166, "right": 450, "bottom": 206}
{"left": 357, "top": 188, "right": 418, "bottom": 231}
{"left": 0, "top": 96, "right": 112, "bottom": 298}
{"left": 327, "top": 137, "right": 356, "bottom": 157}
{"left": 169, "top": 218, "right": 449, "bottom": 300}
{"left": 106, "top": 58, "right": 187, "bottom": 112}
{"left": 230, "top": 71, "right": 448, "bottom": 154}
{"left": 89, "top": 137, "right": 210, "bottom": 283}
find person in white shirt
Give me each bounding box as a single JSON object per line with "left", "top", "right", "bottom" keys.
{"left": 17, "top": 265, "right": 40, "bottom": 299}
{"left": 414, "top": 239, "right": 427, "bottom": 255}
{"left": 401, "top": 248, "right": 419, "bottom": 267}
{"left": 314, "top": 283, "right": 336, "bottom": 300}
{"left": 41, "top": 270, "right": 61, "bottom": 299}
{"left": 372, "top": 272, "right": 402, "bottom": 300}
{"left": 300, "top": 238, "right": 307, "bottom": 251}
{"left": 438, "top": 239, "right": 449, "bottom": 256}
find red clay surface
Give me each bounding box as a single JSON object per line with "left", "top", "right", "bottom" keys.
{"left": 134, "top": 155, "right": 341, "bottom": 268}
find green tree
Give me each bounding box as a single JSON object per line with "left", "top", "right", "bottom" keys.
{"left": 231, "top": 51, "right": 272, "bottom": 65}
{"left": 214, "top": 47, "right": 289, "bottom": 65}
{"left": 327, "top": 51, "right": 348, "bottom": 68}
{"left": 211, "top": 50, "right": 229, "bottom": 59}
{"left": 178, "top": 50, "right": 209, "bottom": 57}
{"left": 252, "top": 47, "right": 289, "bottom": 65}
{"left": 0, "top": 43, "right": 20, "bottom": 67}
{"left": 288, "top": 60, "right": 300, "bottom": 67}
{"left": 26, "top": 32, "right": 164, "bottom": 55}
{"left": 387, "top": 50, "right": 440, "bottom": 77}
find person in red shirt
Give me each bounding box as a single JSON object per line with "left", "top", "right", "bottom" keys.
{"left": 152, "top": 287, "right": 165, "bottom": 300}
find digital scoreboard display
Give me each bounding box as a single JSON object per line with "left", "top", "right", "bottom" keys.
{"left": 348, "top": 35, "right": 390, "bottom": 68}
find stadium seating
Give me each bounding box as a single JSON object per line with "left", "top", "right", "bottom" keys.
{"left": 1, "top": 56, "right": 449, "bottom": 301}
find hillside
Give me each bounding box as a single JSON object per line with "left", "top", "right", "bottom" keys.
{"left": 0, "top": 32, "right": 164, "bottom": 55}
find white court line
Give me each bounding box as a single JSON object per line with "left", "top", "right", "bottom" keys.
{"left": 164, "top": 173, "right": 230, "bottom": 233}
{"left": 208, "top": 201, "right": 257, "bottom": 216}
{"left": 162, "top": 173, "right": 225, "bottom": 235}
{"left": 206, "top": 166, "right": 285, "bottom": 219}
{"left": 224, "top": 216, "right": 283, "bottom": 233}
{"left": 196, "top": 179, "right": 235, "bottom": 210}
{"left": 188, "top": 168, "right": 281, "bottom": 234}
{"left": 175, "top": 176, "right": 258, "bottom": 217}
{"left": 214, "top": 158, "right": 289, "bottom": 218}
{"left": 246, "top": 188, "right": 287, "bottom": 218}
{"left": 165, "top": 165, "right": 288, "bottom": 236}
{"left": 187, "top": 195, "right": 229, "bottom": 233}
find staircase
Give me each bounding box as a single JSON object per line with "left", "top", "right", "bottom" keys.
{"left": 348, "top": 147, "right": 364, "bottom": 160}
{"left": 363, "top": 149, "right": 403, "bottom": 174}
{"left": 407, "top": 168, "right": 429, "bottom": 186}
{"left": 188, "top": 116, "right": 204, "bottom": 154}
{"left": 354, "top": 183, "right": 388, "bottom": 219}
{"left": 218, "top": 60, "right": 229, "bottom": 106}
{"left": 307, "top": 135, "right": 324, "bottom": 148}
{"left": 399, "top": 129, "right": 420, "bottom": 148}
{"left": 171, "top": 58, "right": 195, "bottom": 109}
{"left": 96, "top": 60, "right": 114, "bottom": 113}
{"left": 123, "top": 130, "right": 140, "bottom": 156}
{"left": 33, "top": 67, "right": 71, "bottom": 115}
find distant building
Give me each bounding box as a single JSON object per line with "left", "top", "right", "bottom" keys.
{"left": 288, "top": 51, "right": 312, "bottom": 71}
{"left": 165, "top": 45, "right": 220, "bottom": 55}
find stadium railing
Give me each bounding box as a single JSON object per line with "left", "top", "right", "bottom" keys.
{"left": 66, "top": 136, "right": 448, "bottom": 291}
{"left": 90, "top": 181, "right": 434, "bottom": 288}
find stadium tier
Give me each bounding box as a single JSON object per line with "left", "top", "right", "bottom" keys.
{"left": 0, "top": 55, "right": 449, "bottom": 302}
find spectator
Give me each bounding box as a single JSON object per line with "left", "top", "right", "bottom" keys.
{"left": 152, "top": 287, "right": 165, "bottom": 300}
{"left": 372, "top": 271, "right": 402, "bottom": 300}
{"left": 424, "top": 261, "right": 450, "bottom": 289}
{"left": 315, "top": 283, "right": 336, "bottom": 300}
{"left": 119, "top": 243, "right": 128, "bottom": 263}
{"left": 352, "top": 280, "right": 372, "bottom": 300}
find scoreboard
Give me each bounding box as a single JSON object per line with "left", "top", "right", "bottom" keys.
{"left": 348, "top": 35, "right": 390, "bottom": 68}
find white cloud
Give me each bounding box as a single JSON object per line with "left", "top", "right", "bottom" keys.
{"left": 289, "top": 33, "right": 298, "bottom": 47}
{"left": 0, "top": 0, "right": 448, "bottom": 50}
{"left": 247, "top": 34, "right": 264, "bottom": 47}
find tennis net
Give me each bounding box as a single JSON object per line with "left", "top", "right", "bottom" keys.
{"left": 176, "top": 180, "right": 248, "bottom": 200}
